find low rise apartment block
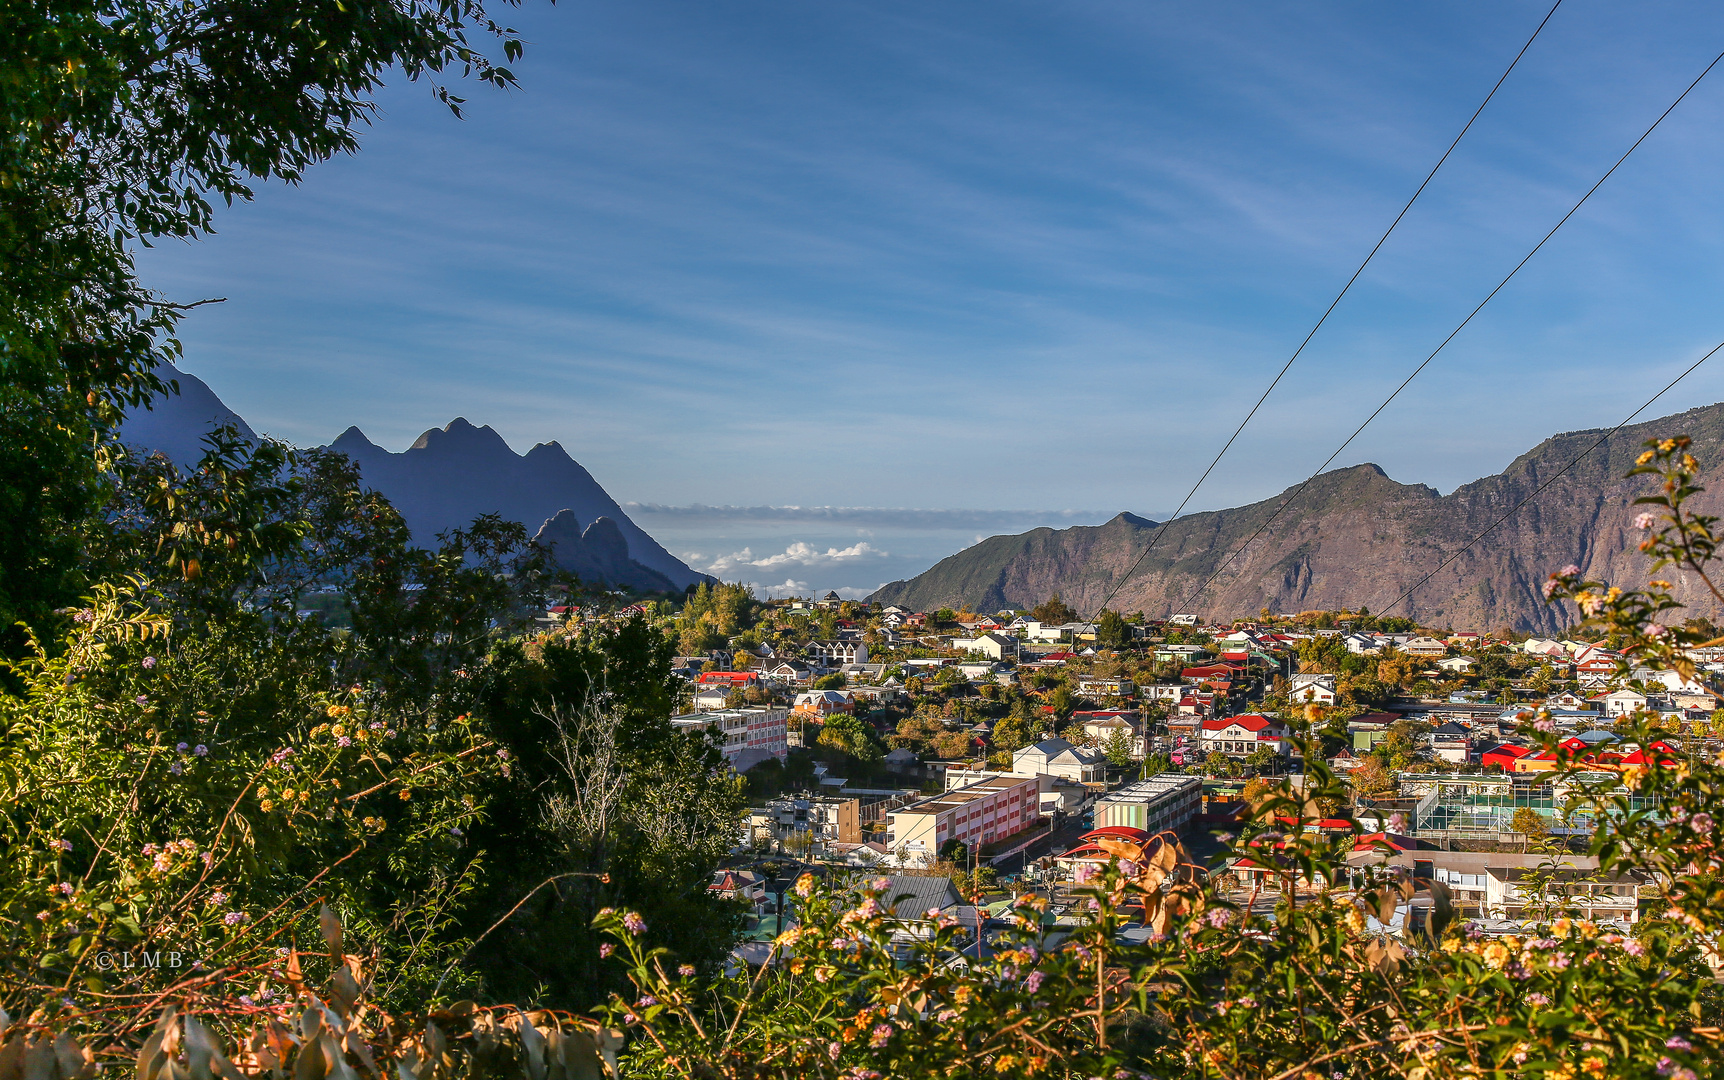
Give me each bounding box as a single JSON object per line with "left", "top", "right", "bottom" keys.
{"left": 670, "top": 706, "right": 789, "bottom": 768}
{"left": 888, "top": 775, "right": 1040, "bottom": 866}
{"left": 1094, "top": 774, "right": 1203, "bottom": 836}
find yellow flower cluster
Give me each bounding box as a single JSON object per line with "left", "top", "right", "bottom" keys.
{"left": 257, "top": 783, "right": 312, "bottom": 814}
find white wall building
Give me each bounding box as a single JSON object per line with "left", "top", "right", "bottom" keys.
{"left": 1013, "top": 738, "right": 1108, "bottom": 783}
{"left": 1289, "top": 673, "right": 1337, "bottom": 705}
{"left": 889, "top": 775, "right": 1040, "bottom": 866}
{"left": 950, "top": 632, "right": 1018, "bottom": 660}
{"left": 671, "top": 706, "right": 789, "bottom": 767}
{"left": 1093, "top": 774, "right": 1202, "bottom": 835}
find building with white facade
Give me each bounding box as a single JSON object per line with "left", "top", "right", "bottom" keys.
{"left": 670, "top": 706, "right": 789, "bottom": 768}
{"left": 888, "top": 775, "right": 1040, "bottom": 866}
{"left": 950, "top": 632, "right": 1018, "bottom": 660}
{"left": 1094, "top": 774, "right": 1202, "bottom": 836}
{"left": 1289, "top": 673, "right": 1337, "bottom": 705}
{"left": 1075, "top": 675, "right": 1135, "bottom": 698}
{"left": 1198, "top": 714, "right": 1291, "bottom": 757}
{"left": 1012, "top": 738, "right": 1108, "bottom": 783}
{"left": 807, "top": 640, "right": 868, "bottom": 666}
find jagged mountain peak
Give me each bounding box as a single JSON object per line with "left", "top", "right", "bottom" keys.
{"left": 330, "top": 426, "right": 380, "bottom": 453}
{"left": 530, "top": 510, "right": 675, "bottom": 593}
{"left": 408, "top": 417, "right": 513, "bottom": 454}
{"left": 117, "top": 369, "right": 707, "bottom": 591}
{"left": 119, "top": 362, "right": 256, "bottom": 468}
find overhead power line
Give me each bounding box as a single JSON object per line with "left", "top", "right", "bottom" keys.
{"left": 1082, "top": 0, "right": 1565, "bottom": 620}
{"left": 1367, "top": 339, "right": 1724, "bottom": 620}
{"left": 1160, "top": 42, "right": 1724, "bottom": 622}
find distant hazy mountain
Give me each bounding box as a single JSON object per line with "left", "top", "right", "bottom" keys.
{"left": 328, "top": 419, "right": 705, "bottom": 589}
{"left": 120, "top": 363, "right": 706, "bottom": 591}
{"left": 119, "top": 364, "right": 257, "bottom": 466}
{"left": 871, "top": 401, "right": 1724, "bottom": 635}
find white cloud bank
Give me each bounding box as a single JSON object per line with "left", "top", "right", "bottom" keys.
{"left": 692, "top": 541, "right": 889, "bottom": 576}
{"left": 741, "top": 580, "right": 885, "bottom": 601}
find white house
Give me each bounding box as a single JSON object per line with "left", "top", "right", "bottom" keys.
{"left": 1600, "top": 689, "right": 1649, "bottom": 718}
{"left": 1427, "top": 721, "right": 1472, "bottom": 765}
{"left": 1484, "top": 866, "right": 1641, "bottom": 923}
{"left": 1012, "top": 738, "right": 1108, "bottom": 784}
{"left": 1289, "top": 673, "right": 1338, "bottom": 706}
{"left": 1198, "top": 714, "right": 1291, "bottom": 757}
{"left": 1073, "top": 713, "right": 1143, "bottom": 759}
{"left": 691, "top": 687, "right": 732, "bottom": 711}
{"left": 1075, "top": 675, "right": 1135, "bottom": 698}
{"left": 1342, "top": 633, "right": 1384, "bottom": 655}
{"left": 1437, "top": 656, "right": 1475, "bottom": 673}
{"left": 1636, "top": 668, "right": 1712, "bottom": 696}
{"left": 807, "top": 640, "right": 868, "bottom": 666}
{"left": 951, "top": 632, "right": 1018, "bottom": 661}
{"left": 1402, "top": 636, "right": 1449, "bottom": 658}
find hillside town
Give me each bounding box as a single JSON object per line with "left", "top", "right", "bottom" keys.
{"left": 611, "top": 585, "right": 1718, "bottom": 964}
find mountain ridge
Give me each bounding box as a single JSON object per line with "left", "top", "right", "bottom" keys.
{"left": 870, "top": 402, "right": 1724, "bottom": 634}
{"left": 121, "top": 365, "right": 707, "bottom": 591}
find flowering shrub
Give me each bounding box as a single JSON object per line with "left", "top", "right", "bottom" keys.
{"left": 592, "top": 876, "right": 1128, "bottom": 1077}
{"left": 0, "top": 578, "right": 501, "bottom": 1023}
{"left": 581, "top": 793, "right": 1718, "bottom": 1077}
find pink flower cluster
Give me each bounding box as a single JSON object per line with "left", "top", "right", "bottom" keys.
{"left": 144, "top": 838, "right": 198, "bottom": 873}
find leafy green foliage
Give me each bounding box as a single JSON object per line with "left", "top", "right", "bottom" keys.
{"left": 674, "top": 583, "right": 757, "bottom": 655}
{"left": 0, "top": 0, "right": 533, "bottom": 649}
{"left": 1031, "top": 593, "right": 1077, "bottom": 625}
{"left": 1095, "top": 608, "right": 1129, "bottom": 649}
{"left": 1103, "top": 728, "right": 1136, "bottom": 768}
{"left": 1, "top": 430, "right": 745, "bottom": 1023}
{"left": 814, "top": 713, "right": 880, "bottom": 764}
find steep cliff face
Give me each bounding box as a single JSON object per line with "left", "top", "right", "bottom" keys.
{"left": 871, "top": 403, "right": 1724, "bottom": 634}
{"left": 530, "top": 510, "right": 677, "bottom": 593}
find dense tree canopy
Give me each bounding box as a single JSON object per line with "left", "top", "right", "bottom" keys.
{"left": 1, "top": 0, "right": 532, "bottom": 648}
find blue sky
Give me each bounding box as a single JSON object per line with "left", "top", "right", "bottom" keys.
{"left": 139, "top": 0, "right": 1724, "bottom": 530}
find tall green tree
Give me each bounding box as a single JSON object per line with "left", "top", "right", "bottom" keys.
{"left": 1095, "top": 608, "right": 1129, "bottom": 649}
{"left": 1103, "top": 728, "right": 1136, "bottom": 768}
{"left": 1031, "top": 593, "right": 1076, "bottom": 625}
{"left": 2, "top": 0, "right": 532, "bottom": 649}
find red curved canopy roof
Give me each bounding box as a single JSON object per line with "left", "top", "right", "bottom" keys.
{"left": 1058, "top": 844, "right": 1113, "bottom": 859}
{"left": 1082, "top": 826, "right": 1150, "bottom": 843}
